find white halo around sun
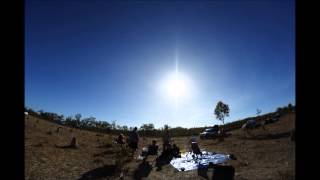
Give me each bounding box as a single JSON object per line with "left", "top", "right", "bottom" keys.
{"left": 161, "top": 72, "right": 191, "bottom": 100}
{"left": 165, "top": 73, "right": 187, "bottom": 98}
{"left": 158, "top": 49, "right": 195, "bottom": 103}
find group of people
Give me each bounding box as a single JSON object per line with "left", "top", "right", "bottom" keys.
{"left": 114, "top": 127, "right": 139, "bottom": 156}
{"left": 136, "top": 126, "right": 182, "bottom": 159}
{"left": 159, "top": 126, "right": 181, "bottom": 158}
{"left": 114, "top": 126, "right": 202, "bottom": 160}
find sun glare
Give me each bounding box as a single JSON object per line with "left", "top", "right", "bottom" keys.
{"left": 160, "top": 49, "right": 193, "bottom": 102}
{"left": 163, "top": 72, "right": 189, "bottom": 99}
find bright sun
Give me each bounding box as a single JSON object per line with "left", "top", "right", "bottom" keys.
{"left": 160, "top": 50, "right": 192, "bottom": 101}
{"left": 164, "top": 72, "right": 189, "bottom": 99}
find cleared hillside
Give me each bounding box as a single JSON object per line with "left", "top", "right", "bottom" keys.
{"left": 25, "top": 112, "right": 295, "bottom": 180}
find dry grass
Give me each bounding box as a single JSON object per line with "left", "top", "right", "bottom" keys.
{"left": 25, "top": 113, "right": 295, "bottom": 180}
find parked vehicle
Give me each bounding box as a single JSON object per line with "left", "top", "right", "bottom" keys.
{"left": 242, "top": 119, "right": 259, "bottom": 129}
{"left": 200, "top": 125, "right": 220, "bottom": 139}
{"left": 265, "top": 114, "right": 281, "bottom": 124}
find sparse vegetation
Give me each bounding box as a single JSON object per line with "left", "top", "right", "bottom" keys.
{"left": 25, "top": 104, "right": 295, "bottom": 138}
{"left": 25, "top": 109, "right": 295, "bottom": 179}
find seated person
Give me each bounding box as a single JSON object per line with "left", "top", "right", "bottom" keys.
{"left": 141, "top": 147, "right": 149, "bottom": 157}
{"left": 172, "top": 144, "right": 181, "bottom": 158}
{"left": 191, "top": 141, "right": 202, "bottom": 157}
{"left": 155, "top": 144, "right": 173, "bottom": 171}
{"left": 115, "top": 134, "right": 125, "bottom": 145}
{"left": 162, "top": 143, "right": 173, "bottom": 159}
{"left": 148, "top": 140, "right": 158, "bottom": 155}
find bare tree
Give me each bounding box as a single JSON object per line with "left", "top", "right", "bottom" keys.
{"left": 256, "top": 109, "right": 262, "bottom": 116}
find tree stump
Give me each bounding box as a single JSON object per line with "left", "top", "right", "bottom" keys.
{"left": 70, "top": 137, "right": 77, "bottom": 148}
{"left": 56, "top": 127, "right": 62, "bottom": 133}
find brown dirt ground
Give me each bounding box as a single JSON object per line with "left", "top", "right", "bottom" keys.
{"left": 25, "top": 113, "right": 295, "bottom": 180}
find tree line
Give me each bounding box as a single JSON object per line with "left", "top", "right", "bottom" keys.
{"left": 25, "top": 102, "right": 294, "bottom": 137}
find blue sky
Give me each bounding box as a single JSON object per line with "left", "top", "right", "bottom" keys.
{"left": 25, "top": 0, "right": 295, "bottom": 128}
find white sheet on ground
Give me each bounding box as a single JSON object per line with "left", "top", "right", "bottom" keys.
{"left": 170, "top": 151, "right": 231, "bottom": 171}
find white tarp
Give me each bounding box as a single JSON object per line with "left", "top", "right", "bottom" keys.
{"left": 170, "top": 151, "right": 231, "bottom": 171}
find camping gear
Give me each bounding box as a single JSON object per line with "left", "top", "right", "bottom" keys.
{"left": 170, "top": 151, "right": 233, "bottom": 171}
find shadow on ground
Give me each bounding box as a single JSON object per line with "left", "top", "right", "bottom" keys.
{"left": 93, "top": 149, "right": 115, "bottom": 157}
{"left": 54, "top": 144, "right": 78, "bottom": 149}
{"left": 198, "top": 167, "right": 209, "bottom": 180}
{"left": 198, "top": 165, "right": 235, "bottom": 180}
{"left": 78, "top": 165, "right": 117, "bottom": 180}
{"left": 155, "top": 154, "right": 173, "bottom": 171}
{"left": 133, "top": 160, "right": 152, "bottom": 180}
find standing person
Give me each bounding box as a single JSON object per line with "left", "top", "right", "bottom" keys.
{"left": 162, "top": 126, "right": 171, "bottom": 153}
{"left": 128, "top": 127, "right": 139, "bottom": 156}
